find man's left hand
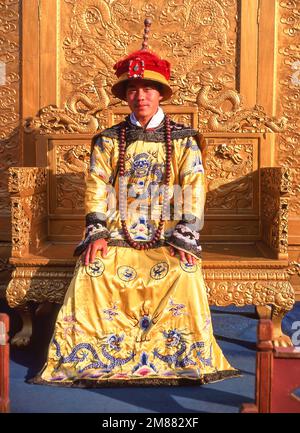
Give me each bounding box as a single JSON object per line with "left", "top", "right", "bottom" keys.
{"left": 169, "top": 245, "right": 198, "bottom": 265}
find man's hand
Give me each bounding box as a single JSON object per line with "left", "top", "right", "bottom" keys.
{"left": 169, "top": 245, "right": 197, "bottom": 265}
{"left": 84, "top": 238, "right": 108, "bottom": 266}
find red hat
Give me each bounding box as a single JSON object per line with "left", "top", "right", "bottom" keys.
{"left": 111, "top": 20, "right": 172, "bottom": 102}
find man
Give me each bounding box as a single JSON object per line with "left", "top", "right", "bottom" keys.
{"left": 83, "top": 77, "right": 198, "bottom": 267}
{"left": 33, "top": 21, "right": 239, "bottom": 387}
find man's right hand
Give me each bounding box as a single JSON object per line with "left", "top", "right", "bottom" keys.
{"left": 84, "top": 238, "right": 108, "bottom": 266}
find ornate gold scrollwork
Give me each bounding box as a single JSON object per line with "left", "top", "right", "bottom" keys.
{"left": 287, "top": 261, "right": 300, "bottom": 277}
{"left": 0, "top": 0, "right": 21, "bottom": 226}
{"left": 8, "top": 167, "right": 47, "bottom": 194}
{"left": 0, "top": 0, "right": 20, "bottom": 140}
{"left": 205, "top": 278, "right": 295, "bottom": 312}
{"left": 8, "top": 168, "right": 48, "bottom": 256}
{"left": 6, "top": 265, "right": 295, "bottom": 315}
{"left": 21, "top": 0, "right": 284, "bottom": 134}
{"left": 261, "top": 168, "right": 291, "bottom": 256}
{"left": 6, "top": 272, "right": 73, "bottom": 308}
{"left": 195, "top": 71, "right": 287, "bottom": 132}
{"left": 277, "top": 1, "right": 300, "bottom": 216}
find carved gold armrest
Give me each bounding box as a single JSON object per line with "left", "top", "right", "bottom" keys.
{"left": 8, "top": 167, "right": 48, "bottom": 257}
{"left": 260, "top": 167, "right": 291, "bottom": 259}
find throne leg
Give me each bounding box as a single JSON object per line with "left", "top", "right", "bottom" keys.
{"left": 271, "top": 306, "right": 292, "bottom": 347}
{"left": 11, "top": 304, "right": 32, "bottom": 347}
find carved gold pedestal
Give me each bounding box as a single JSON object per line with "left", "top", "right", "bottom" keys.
{"left": 6, "top": 265, "right": 73, "bottom": 347}
{"left": 6, "top": 256, "right": 295, "bottom": 348}
{"left": 203, "top": 255, "right": 295, "bottom": 347}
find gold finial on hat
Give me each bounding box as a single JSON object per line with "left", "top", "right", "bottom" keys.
{"left": 141, "top": 18, "right": 152, "bottom": 51}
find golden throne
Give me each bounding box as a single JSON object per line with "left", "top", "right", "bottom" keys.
{"left": 2, "top": 1, "right": 298, "bottom": 347}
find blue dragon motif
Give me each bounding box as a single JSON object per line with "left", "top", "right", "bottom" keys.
{"left": 153, "top": 329, "right": 207, "bottom": 368}
{"left": 52, "top": 333, "right": 135, "bottom": 374}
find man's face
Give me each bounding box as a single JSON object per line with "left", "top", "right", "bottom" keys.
{"left": 126, "top": 79, "right": 163, "bottom": 126}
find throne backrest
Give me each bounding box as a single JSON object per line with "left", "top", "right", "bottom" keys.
{"left": 40, "top": 105, "right": 273, "bottom": 244}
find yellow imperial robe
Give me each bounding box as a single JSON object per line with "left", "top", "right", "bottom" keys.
{"left": 34, "top": 118, "right": 240, "bottom": 387}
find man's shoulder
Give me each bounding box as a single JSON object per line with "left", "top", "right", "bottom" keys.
{"left": 92, "top": 122, "right": 124, "bottom": 144}
{"left": 169, "top": 120, "right": 199, "bottom": 140}
{"left": 91, "top": 118, "right": 202, "bottom": 145}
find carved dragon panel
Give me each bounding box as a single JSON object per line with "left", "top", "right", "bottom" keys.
{"left": 54, "top": 143, "right": 90, "bottom": 211}
{"left": 23, "top": 0, "right": 286, "bottom": 135}
{"left": 60, "top": 0, "right": 237, "bottom": 108}
{"left": 205, "top": 138, "right": 257, "bottom": 212}
{"left": 48, "top": 140, "right": 93, "bottom": 238}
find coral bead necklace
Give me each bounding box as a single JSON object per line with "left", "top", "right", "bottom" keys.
{"left": 118, "top": 116, "right": 172, "bottom": 250}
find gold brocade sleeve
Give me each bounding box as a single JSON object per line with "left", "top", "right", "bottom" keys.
{"left": 166, "top": 135, "right": 206, "bottom": 259}
{"left": 74, "top": 135, "right": 114, "bottom": 256}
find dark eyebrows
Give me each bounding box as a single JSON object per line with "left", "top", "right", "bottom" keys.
{"left": 126, "top": 81, "right": 159, "bottom": 91}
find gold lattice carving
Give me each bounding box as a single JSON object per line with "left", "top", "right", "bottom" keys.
{"left": 9, "top": 167, "right": 48, "bottom": 255}
{"left": 169, "top": 113, "right": 193, "bottom": 126}
{"left": 261, "top": 168, "right": 291, "bottom": 255}
{"left": 11, "top": 197, "right": 31, "bottom": 253}
{"left": 261, "top": 167, "right": 292, "bottom": 195}
{"left": 24, "top": 193, "right": 47, "bottom": 221}
{"left": 273, "top": 198, "right": 289, "bottom": 254}
{"left": 11, "top": 192, "right": 47, "bottom": 254}
{"left": 8, "top": 167, "right": 47, "bottom": 194}
{"left": 60, "top": 0, "right": 238, "bottom": 103}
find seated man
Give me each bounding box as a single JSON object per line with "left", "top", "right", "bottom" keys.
{"left": 32, "top": 21, "right": 239, "bottom": 387}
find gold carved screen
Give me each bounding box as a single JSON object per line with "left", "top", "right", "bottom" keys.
{"left": 25, "top": 0, "right": 240, "bottom": 135}
{"left": 57, "top": 0, "right": 238, "bottom": 132}
{"left": 277, "top": 2, "right": 300, "bottom": 245}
